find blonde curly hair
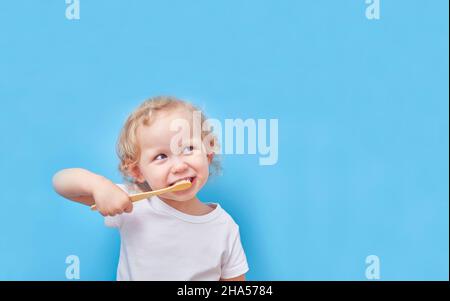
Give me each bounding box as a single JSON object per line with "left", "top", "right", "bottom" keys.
{"left": 116, "top": 96, "right": 221, "bottom": 193}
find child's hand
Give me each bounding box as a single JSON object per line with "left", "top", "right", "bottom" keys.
{"left": 92, "top": 178, "right": 133, "bottom": 216}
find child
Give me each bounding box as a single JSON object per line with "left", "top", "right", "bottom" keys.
{"left": 52, "top": 96, "right": 249, "bottom": 281}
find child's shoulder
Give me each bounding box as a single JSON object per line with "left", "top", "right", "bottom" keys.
{"left": 214, "top": 204, "right": 240, "bottom": 228}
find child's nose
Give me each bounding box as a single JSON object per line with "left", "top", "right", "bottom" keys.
{"left": 171, "top": 158, "right": 188, "bottom": 174}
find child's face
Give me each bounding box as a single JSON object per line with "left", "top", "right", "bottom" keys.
{"left": 132, "top": 108, "right": 213, "bottom": 202}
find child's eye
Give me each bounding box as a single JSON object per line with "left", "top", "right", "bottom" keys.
{"left": 182, "top": 145, "right": 194, "bottom": 154}
{"left": 154, "top": 154, "right": 167, "bottom": 161}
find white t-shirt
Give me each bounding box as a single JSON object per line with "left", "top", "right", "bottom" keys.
{"left": 105, "top": 184, "right": 249, "bottom": 281}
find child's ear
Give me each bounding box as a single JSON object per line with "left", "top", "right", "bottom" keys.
{"left": 207, "top": 152, "right": 215, "bottom": 164}
{"left": 205, "top": 136, "right": 217, "bottom": 164}
{"left": 129, "top": 164, "right": 146, "bottom": 183}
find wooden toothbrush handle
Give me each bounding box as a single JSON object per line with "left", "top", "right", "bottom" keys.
{"left": 90, "top": 187, "right": 171, "bottom": 211}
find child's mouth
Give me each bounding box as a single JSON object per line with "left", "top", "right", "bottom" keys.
{"left": 168, "top": 176, "right": 196, "bottom": 187}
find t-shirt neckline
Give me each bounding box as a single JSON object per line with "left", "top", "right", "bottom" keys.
{"left": 148, "top": 196, "right": 223, "bottom": 223}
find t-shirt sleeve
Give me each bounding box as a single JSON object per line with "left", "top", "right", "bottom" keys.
{"left": 104, "top": 183, "right": 128, "bottom": 228}
{"left": 221, "top": 223, "right": 249, "bottom": 279}
{"left": 104, "top": 213, "right": 122, "bottom": 228}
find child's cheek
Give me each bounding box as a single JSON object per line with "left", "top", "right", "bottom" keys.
{"left": 146, "top": 175, "right": 164, "bottom": 190}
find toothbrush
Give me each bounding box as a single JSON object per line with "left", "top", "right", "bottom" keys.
{"left": 90, "top": 180, "right": 192, "bottom": 211}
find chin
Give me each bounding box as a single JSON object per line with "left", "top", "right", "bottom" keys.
{"left": 168, "top": 190, "right": 198, "bottom": 202}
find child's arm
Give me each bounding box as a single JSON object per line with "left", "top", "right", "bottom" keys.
{"left": 52, "top": 168, "right": 101, "bottom": 206}
{"left": 52, "top": 168, "right": 133, "bottom": 216}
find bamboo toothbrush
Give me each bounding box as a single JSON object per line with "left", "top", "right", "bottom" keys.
{"left": 90, "top": 180, "right": 192, "bottom": 211}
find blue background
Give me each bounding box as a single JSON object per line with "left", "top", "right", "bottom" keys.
{"left": 0, "top": 0, "right": 448, "bottom": 280}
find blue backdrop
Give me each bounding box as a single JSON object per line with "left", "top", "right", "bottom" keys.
{"left": 0, "top": 0, "right": 448, "bottom": 280}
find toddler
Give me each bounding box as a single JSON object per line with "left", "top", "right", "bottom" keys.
{"left": 52, "top": 96, "right": 249, "bottom": 281}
